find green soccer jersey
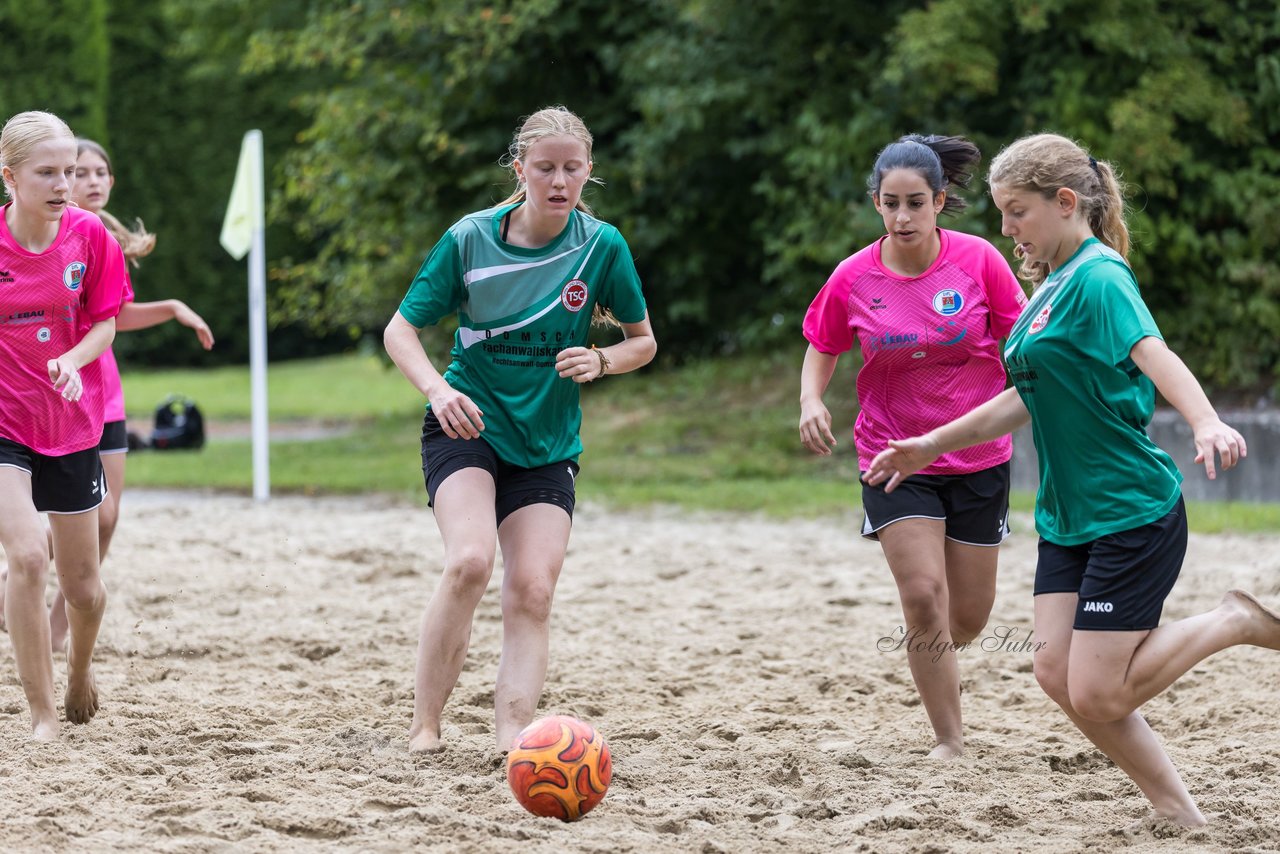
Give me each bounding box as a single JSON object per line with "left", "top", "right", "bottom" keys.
{"left": 1004, "top": 238, "right": 1182, "bottom": 546}
{"left": 398, "top": 203, "right": 648, "bottom": 468}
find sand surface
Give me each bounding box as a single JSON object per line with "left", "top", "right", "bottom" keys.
{"left": 2, "top": 491, "right": 1279, "bottom": 852}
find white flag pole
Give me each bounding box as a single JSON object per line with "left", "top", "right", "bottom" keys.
{"left": 220, "top": 129, "right": 270, "bottom": 502}
{"left": 246, "top": 130, "right": 270, "bottom": 502}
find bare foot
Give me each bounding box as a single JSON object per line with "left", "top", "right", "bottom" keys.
{"left": 927, "top": 741, "right": 964, "bottom": 759}
{"left": 1152, "top": 805, "right": 1207, "bottom": 829}
{"left": 32, "top": 715, "right": 59, "bottom": 742}
{"left": 408, "top": 727, "right": 445, "bottom": 753}
{"left": 64, "top": 667, "right": 99, "bottom": 724}
{"left": 1225, "top": 589, "right": 1280, "bottom": 650}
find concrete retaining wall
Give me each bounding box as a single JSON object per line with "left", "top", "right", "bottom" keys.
{"left": 1010, "top": 410, "right": 1280, "bottom": 503}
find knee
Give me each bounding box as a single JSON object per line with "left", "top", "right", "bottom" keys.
{"left": 503, "top": 574, "right": 557, "bottom": 624}
{"left": 4, "top": 539, "right": 49, "bottom": 583}
{"left": 441, "top": 548, "right": 494, "bottom": 599}
{"left": 898, "top": 577, "right": 947, "bottom": 624}
{"left": 58, "top": 559, "right": 104, "bottom": 610}
{"left": 1068, "top": 683, "right": 1130, "bottom": 723}
{"left": 1033, "top": 655, "right": 1071, "bottom": 709}
{"left": 950, "top": 609, "right": 990, "bottom": 645}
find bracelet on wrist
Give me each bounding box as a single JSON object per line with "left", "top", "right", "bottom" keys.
{"left": 591, "top": 345, "right": 611, "bottom": 380}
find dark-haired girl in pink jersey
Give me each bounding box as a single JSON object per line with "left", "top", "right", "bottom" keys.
{"left": 0, "top": 111, "right": 127, "bottom": 740}
{"left": 799, "top": 135, "right": 1026, "bottom": 758}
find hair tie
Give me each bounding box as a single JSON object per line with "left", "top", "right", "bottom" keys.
{"left": 1088, "top": 156, "right": 1100, "bottom": 175}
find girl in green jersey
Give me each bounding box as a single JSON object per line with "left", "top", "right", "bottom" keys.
{"left": 385, "top": 107, "right": 656, "bottom": 753}
{"left": 864, "top": 133, "right": 1279, "bottom": 827}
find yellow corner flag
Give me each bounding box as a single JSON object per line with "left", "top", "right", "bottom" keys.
{"left": 220, "top": 131, "right": 264, "bottom": 261}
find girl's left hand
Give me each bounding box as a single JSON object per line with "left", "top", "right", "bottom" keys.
{"left": 1192, "top": 418, "right": 1247, "bottom": 479}
{"left": 175, "top": 302, "right": 215, "bottom": 350}
{"left": 555, "top": 346, "right": 604, "bottom": 383}
{"left": 48, "top": 357, "right": 83, "bottom": 402}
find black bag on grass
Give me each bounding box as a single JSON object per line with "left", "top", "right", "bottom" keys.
{"left": 150, "top": 395, "right": 205, "bottom": 450}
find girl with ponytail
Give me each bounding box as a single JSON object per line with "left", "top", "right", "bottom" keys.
{"left": 799, "top": 134, "right": 1028, "bottom": 759}
{"left": 384, "top": 106, "right": 656, "bottom": 753}
{"left": 39, "top": 139, "right": 215, "bottom": 652}
{"left": 865, "top": 133, "right": 1274, "bottom": 826}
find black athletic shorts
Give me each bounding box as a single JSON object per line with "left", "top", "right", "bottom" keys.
{"left": 100, "top": 419, "right": 129, "bottom": 455}
{"left": 1034, "top": 495, "right": 1187, "bottom": 632}
{"left": 420, "top": 411, "right": 579, "bottom": 525}
{"left": 860, "top": 461, "right": 1011, "bottom": 546}
{"left": 0, "top": 436, "right": 107, "bottom": 514}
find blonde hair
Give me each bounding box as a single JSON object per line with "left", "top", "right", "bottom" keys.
{"left": 988, "top": 133, "right": 1129, "bottom": 286}
{"left": 497, "top": 106, "right": 602, "bottom": 213}
{"left": 0, "top": 110, "right": 75, "bottom": 199}
{"left": 77, "top": 138, "right": 156, "bottom": 266}
{"left": 498, "top": 107, "right": 617, "bottom": 327}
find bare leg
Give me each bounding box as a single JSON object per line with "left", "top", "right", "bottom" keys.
{"left": 50, "top": 451, "right": 124, "bottom": 653}
{"left": 943, "top": 538, "right": 999, "bottom": 644}
{"left": 880, "top": 518, "right": 968, "bottom": 758}
{"left": 0, "top": 470, "right": 60, "bottom": 740}
{"left": 1069, "top": 591, "right": 1280, "bottom": 722}
{"left": 1033, "top": 594, "right": 1204, "bottom": 826}
{"left": 493, "top": 503, "right": 572, "bottom": 751}
{"left": 49, "top": 510, "right": 105, "bottom": 724}
{"left": 408, "top": 469, "right": 498, "bottom": 752}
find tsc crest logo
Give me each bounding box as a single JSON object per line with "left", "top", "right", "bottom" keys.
{"left": 63, "top": 261, "right": 86, "bottom": 291}
{"left": 932, "top": 289, "right": 963, "bottom": 316}
{"left": 1028, "top": 303, "right": 1053, "bottom": 334}
{"left": 561, "top": 279, "right": 589, "bottom": 313}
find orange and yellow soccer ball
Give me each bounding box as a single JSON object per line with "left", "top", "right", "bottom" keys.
{"left": 506, "top": 715, "right": 612, "bottom": 821}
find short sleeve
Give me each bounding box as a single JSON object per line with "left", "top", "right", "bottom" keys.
{"left": 84, "top": 220, "right": 128, "bottom": 323}
{"left": 399, "top": 231, "right": 466, "bottom": 328}
{"left": 596, "top": 227, "right": 647, "bottom": 324}
{"left": 1076, "top": 259, "right": 1162, "bottom": 366}
{"left": 982, "top": 241, "right": 1027, "bottom": 338}
{"left": 802, "top": 263, "right": 855, "bottom": 355}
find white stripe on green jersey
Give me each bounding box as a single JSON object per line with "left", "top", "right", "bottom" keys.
{"left": 398, "top": 203, "right": 647, "bottom": 469}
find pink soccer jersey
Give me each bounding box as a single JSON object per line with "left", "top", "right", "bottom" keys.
{"left": 0, "top": 204, "right": 128, "bottom": 455}
{"left": 803, "top": 228, "right": 1027, "bottom": 475}
{"left": 98, "top": 268, "right": 136, "bottom": 424}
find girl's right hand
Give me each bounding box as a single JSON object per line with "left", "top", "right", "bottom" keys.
{"left": 862, "top": 435, "right": 941, "bottom": 492}
{"left": 429, "top": 386, "right": 485, "bottom": 439}
{"left": 799, "top": 399, "right": 838, "bottom": 456}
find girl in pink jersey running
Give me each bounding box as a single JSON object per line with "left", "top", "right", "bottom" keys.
{"left": 0, "top": 111, "right": 127, "bottom": 740}
{"left": 799, "top": 134, "right": 1026, "bottom": 759}
{"left": 38, "top": 139, "right": 215, "bottom": 651}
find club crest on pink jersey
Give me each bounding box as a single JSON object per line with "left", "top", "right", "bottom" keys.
{"left": 63, "top": 261, "right": 86, "bottom": 291}
{"left": 1029, "top": 303, "right": 1052, "bottom": 334}
{"left": 562, "top": 279, "right": 588, "bottom": 312}
{"left": 932, "top": 289, "right": 963, "bottom": 316}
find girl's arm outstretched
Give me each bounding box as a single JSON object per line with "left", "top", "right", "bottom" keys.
{"left": 863, "top": 387, "right": 1029, "bottom": 492}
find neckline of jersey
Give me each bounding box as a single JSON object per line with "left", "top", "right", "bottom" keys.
{"left": 491, "top": 202, "right": 578, "bottom": 258}
{"left": 0, "top": 201, "right": 71, "bottom": 257}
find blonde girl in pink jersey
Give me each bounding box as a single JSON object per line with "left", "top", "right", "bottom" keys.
{"left": 0, "top": 111, "right": 127, "bottom": 739}
{"left": 36, "top": 139, "right": 215, "bottom": 651}
{"left": 799, "top": 135, "right": 1026, "bottom": 758}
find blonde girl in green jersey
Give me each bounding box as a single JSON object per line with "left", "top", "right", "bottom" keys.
{"left": 385, "top": 107, "right": 656, "bottom": 753}
{"left": 864, "top": 133, "right": 1280, "bottom": 827}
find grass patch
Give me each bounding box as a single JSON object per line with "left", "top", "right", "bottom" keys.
{"left": 119, "top": 351, "right": 1280, "bottom": 533}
